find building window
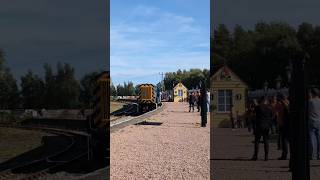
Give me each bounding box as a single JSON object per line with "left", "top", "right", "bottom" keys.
{"left": 178, "top": 90, "right": 183, "bottom": 97}
{"left": 217, "top": 89, "right": 232, "bottom": 112}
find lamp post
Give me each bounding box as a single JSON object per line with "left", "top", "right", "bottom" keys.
{"left": 288, "top": 55, "right": 310, "bottom": 180}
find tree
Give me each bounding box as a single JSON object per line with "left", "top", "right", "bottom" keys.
{"left": 43, "top": 62, "right": 80, "bottom": 109}
{"left": 210, "top": 22, "right": 313, "bottom": 89}
{"left": 20, "top": 70, "right": 45, "bottom": 109}
{"left": 43, "top": 63, "right": 57, "bottom": 109}
{"left": 58, "top": 63, "right": 80, "bottom": 108}
{"left": 134, "top": 84, "right": 140, "bottom": 95}
{"left": 126, "top": 82, "right": 135, "bottom": 96}
{"left": 116, "top": 84, "right": 125, "bottom": 96}
{"left": 0, "top": 50, "right": 19, "bottom": 109}
{"left": 212, "top": 24, "right": 232, "bottom": 66}
{"left": 80, "top": 71, "right": 100, "bottom": 108}
{"left": 163, "top": 69, "right": 209, "bottom": 90}
{"left": 0, "top": 49, "right": 4, "bottom": 70}
{"left": 110, "top": 83, "right": 117, "bottom": 96}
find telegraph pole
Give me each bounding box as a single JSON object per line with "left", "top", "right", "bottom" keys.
{"left": 159, "top": 72, "right": 165, "bottom": 91}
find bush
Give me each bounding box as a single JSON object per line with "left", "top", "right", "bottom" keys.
{"left": 0, "top": 111, "right": 25, "bottom": 125}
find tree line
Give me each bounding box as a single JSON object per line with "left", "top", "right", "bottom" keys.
{"left": 110, "top": 81, "right": 138, "bottom": 97}
{"left": 164, "top": 69, "right": 210, "bottom": 90}
{"left": 0, "top": 51, "right": 100, "bottom": 109}
{"left": 212, "top": 22, "right": 320, "bottom": 89}
{"left": 110, "top": 68, "right": 210, "bottom": 97}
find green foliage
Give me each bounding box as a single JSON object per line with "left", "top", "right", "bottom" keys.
{"left": 79, "top": 71, "right": 100, "bottom": 108}
{"left": 164, "top": 69, "right": 209, "bottom": 90}
{"left": 110, "top": 83, "right": 117, "bottom": 96}
{"left": 0, "top": 48, "right": 100, "bottom": 109}
{"left": 20, "top": 70, "right": 45, "bottom": 109}
{"left": 42, "top": 63, "right": 81, "bottom": 109}
{"left": 212, "top": 21, "right": 320, "bottom": 89}
{"left": 116, "top": 81, "right": 136, "bottom": 96}
{"left": 0, "top": 70, "right": 20, "bottom": 109}
{"left": 0, "top": 50, "right": 19, "bottom": 109}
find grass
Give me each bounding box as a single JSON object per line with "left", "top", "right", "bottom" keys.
{"left": 0, "top": 112, "right": 26, "bottom": 125}
{"left": 0, "top": 127, "right": 45, "bottom": 162}
{"left": 110, "top": 101, "right": 125, "bottom": 113}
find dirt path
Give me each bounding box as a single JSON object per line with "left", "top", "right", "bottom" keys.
{"left": 111, "top": 102, "right": 210, "bottom": 180}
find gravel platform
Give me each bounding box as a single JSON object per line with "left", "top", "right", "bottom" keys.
{"left": 111, "top": 102, "right": 210, "bottom": 180}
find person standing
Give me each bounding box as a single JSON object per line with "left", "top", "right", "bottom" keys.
{"left": 251, "top": 97, "right": 274, "bottom": 161}
{"left": 309, "top": 88, "right": 320, "bottom": 160}
{"left": 189, "top": 92, "right": 195, "bottom": 112}
{"left": 206, "top": 91, "right": 210, "bottom": 113}
{"left": 246, "top": 104, "right": 255, "bottom": 133}
{"left": 196, "top": 91, "right": 201, "bottom": 112}
{"left": 236, "top": 111, "right": 242, "bottom": 128}
{"left": 199, "top": 87, "right": 208, "bottom": 127}
{"left": 276, "top": 95, "right": 291, "bottom": 160}
{"left": 269, "top": 96, "right": 278, "bottom": 134}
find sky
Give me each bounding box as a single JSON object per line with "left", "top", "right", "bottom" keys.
{"left": 0, "top": 0, "right": 108, "bottom": 84}
{"left": 110, "top": 0, "right": 210, "bottom": 86}
{"left": 213, "top": 0, "right": 320, "bottom": 30}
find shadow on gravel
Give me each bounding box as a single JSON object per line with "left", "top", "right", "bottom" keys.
{"left": 168, "top": 110, "right": 191, "bottom": 113}
{"left": 135, "top": 121, "right": 163, "bottom": 126}
{"left": 211, "top": 158, "right": 252, "bottom": 161}
{"left": 212, "top": 158, "right": 288, "bottom": 161}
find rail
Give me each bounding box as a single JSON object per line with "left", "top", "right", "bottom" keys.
{"left": 0, "top": 127, "right": 89, "bottom": 180}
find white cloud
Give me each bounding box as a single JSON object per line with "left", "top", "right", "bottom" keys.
{"left": 111, "top": 4, "right": 209, "bottom": 85}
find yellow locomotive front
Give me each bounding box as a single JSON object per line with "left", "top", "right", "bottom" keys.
{"left": 137, "top": 84, "right": 157, "bottom": 113}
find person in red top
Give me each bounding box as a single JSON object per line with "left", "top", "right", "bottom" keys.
{"left": 275, "top": 94, "right": 290, "bottom": 160}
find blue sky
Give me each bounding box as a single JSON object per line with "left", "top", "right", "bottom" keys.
{"left": 111, "top": 0, "right": 210, "bottom": 86}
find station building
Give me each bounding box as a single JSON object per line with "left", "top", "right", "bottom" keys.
{"left": 173, "top": 82, "right": 188, "bottom": 102}
{"left": 210, "top": 65, "right": 248, "bottom": 127}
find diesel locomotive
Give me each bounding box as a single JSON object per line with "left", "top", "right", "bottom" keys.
{"left": 137, "top": 84, "right": 162, "bottom": 113}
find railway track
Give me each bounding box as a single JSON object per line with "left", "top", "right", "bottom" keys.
{"left": 0, "top": 127, "right": 89, "bottom": 180}
{"left": 110, "top": 103, "right": 139, "bottom": 121}
{"left": 110, "top": 103, "right": 165, "bottom": 132}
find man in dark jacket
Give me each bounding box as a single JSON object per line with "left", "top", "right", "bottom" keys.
{"left": 251, "top": 96, "right": 274, "bottom": 161}
{"left": 189, "top": 92, "right": 195, "bottom": 112}
{"left": 199, "top": 87, "right": 208, "bottom": 127}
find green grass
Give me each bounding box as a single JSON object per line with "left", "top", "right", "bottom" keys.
{"left": 0, "top": 112, "right": 26, "bottom": 125}
{"left": 0, "top": 127, "right": 45, "bottom": 162}
{"left": 110, "top": 101, "right": 125, "bottom": 113}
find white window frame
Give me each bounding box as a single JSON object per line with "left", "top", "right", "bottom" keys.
{"left": 217, "top": 89, "right": 233, "bottom": 113}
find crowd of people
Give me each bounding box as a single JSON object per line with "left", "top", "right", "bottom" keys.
{"left": 187, "top": 89, "right": 210, "bottom": 127}
{"left": 243, "top": 87, "right": 320, "bottom": 162}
